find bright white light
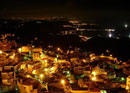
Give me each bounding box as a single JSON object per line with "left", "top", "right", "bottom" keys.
{"left": 125, "top": 24, "right": 128, "bottom": 28}
{"left": 18, "top": 48, "right": 22, "bottom": 53}
{"left": 112, "top": 29, "right": 115, "bottom": 31}
{"left": 129, "top": 35, "right": 130, "bottom": 38}
{"left": 109, "top": 33, "right": 112, "bottom": 38}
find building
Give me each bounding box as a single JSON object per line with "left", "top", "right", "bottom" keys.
{"left": 32, "top": 52, "right": 40, "bottom": 61}
{"left": 18, "top": 46, "right": 43, "bottom": 61}
{"left": 126, "top": 76, "right": 130, "bottom": 91}
{"left": 31, "top": 48, "right": 42, "bottom": 61}
{"left": 0, "top": 66, "right": 15, "bottom": 86}
{"left": 17, "top": 78, "right": 40, "bottom": 93}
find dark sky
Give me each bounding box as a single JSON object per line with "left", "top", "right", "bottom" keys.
{"left": 0, "top": 0, "right": 130, "bottom": 22}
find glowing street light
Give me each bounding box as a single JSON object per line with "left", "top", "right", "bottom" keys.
{"left": 40, "top": 74, "right": 44, "bottom": 78}
{"left": 89, "top": 54, "right": 94, "bottom": 57}
{"left": 26, "top": 75, "right": 31, "bottom": 78}
{"left": 109, "top": 33, "right": 112, "bottom": 38}
{"left": 10, "top": 53, "right": 15, "bottom": 59}
{"left": 126, "top": 85, "right": 129, "bottom": 90}
{"left": 32, "top": 70, "right": 36, "bottom": 74}
{"left": 61, "top": 79, "right": 65, "bottom": 85}
{"left": 44, "top": 59, "right": 48, "bottom": 63}
{"left": 50, "top": 67, "right": 55, "bottom": 71}
{"left": 110, "top": 54, "right": 112, "bottom": 57}
{"left": 39, "top": 74, "right": 44, "bottom": 84}
{"left": 91, "top": 77, "right": 96, "bottom": 81}
{"left": 70, "top": 50, "right": 74, "bottom": 54}
{"left": 57, "top": 47, "right": 61, "bottom": 51}
{"left": 92, "top": 71, "right": 96, "bottom": 76}
{"left": 0, "top": 50, "right": 3, "bottom": 54}
{"left": 18, "top": 48, "right": 22, "bottom": 53}
{"left": 44, "top": 68, "right": 48, "bottom": 72}
{"left": 54, "top": 58, "right": 58, "bottom": 62}
{"left": 20, "top": 64, "right": 26, "bottom": 69}
{"left": 106, "top": 50, "right": 109, "bottom": 53}
{"left": 125, "top": 24, "right": 128, "bottom": 28}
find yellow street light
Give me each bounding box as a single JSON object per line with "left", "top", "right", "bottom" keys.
{"left": 44, "top": 68, "right": 48, "bottom": 72}
{"left": 50, "top": 67, "right": 55, "bottom": 71}
{"left": 40, "top": 74, "right": 44, "bottom": 78}
{"left": 67, "top": 50, "right": 69, "bottom": 54}
{"left": 70, "top": 50, "right": 74, "bottom": 54}
{"left": 126, "top": 85, "right": 129, "bottom": 90}
{"left": 10, "top": 53, "right": 15, "bottom": 59}
{"left": 91, "top": 77, "right": 96, "bottom": 81}
{"left": 28, "top": 64, "right": 32, "bottom": 68}
{"left": 44, "top": 59, "right": 48, "bottom": 62}
{"left": 91, "top": 57, "right": 96, "bottom": 61}
{"left": 57, "top": 47, "right": 60, "bottom": 51}
{"left": 110, "top": 54, "right": 112, "bottom": 57}
{"left": 0, "top": 50, "right": 3, "bottom": 54}
{"left": 92, "top": 71, "right": 96, "bottom": 76}
{"left": 18, "top": 48, "right": 22, "bottom": 53}
{"left": 54, "top": 58, "right": 58, "bottom": 62}
{"left": 61, "top": 79, "right": 65, "bottom": 85}
{"left": 26, "top": 75, "right": 31, "bottom": 78}
{"left": 20, "top": 64, "right": 25, "bottom": 69}
{"left": 32, "top": 70, "right": 36, "bottom": 74}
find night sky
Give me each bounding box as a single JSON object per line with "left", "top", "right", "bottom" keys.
{"left": 0, "top": 0, "right": 130, "bottom": 22}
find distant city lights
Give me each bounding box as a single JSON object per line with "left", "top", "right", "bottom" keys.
{"left": 105, "top": 29, "right": 115, "bottom": 32}
{"left": 1, "top": 18, "right": 130, "bottom": 93}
